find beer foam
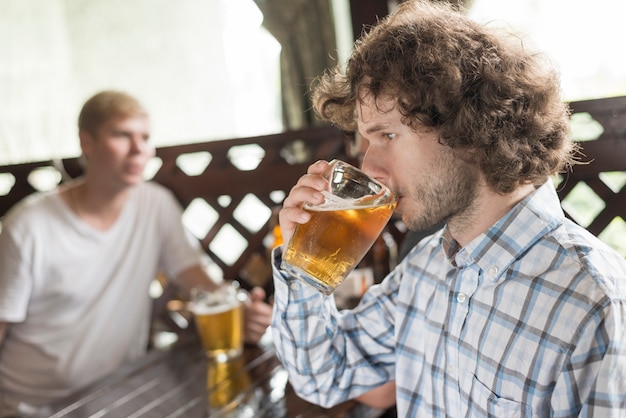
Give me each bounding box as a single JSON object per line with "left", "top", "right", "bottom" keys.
{"left": 309, "top": 191, "right": 359, "bottom": 211}
{"left": 191, "top": 300, "right": 239, "bottom": 315}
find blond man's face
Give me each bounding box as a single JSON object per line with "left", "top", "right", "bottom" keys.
{"left": 81, "top": 115, "right": 154, "bottom": 187}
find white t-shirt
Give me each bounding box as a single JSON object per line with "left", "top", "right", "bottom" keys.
{"left": 0, "top": 181, "right": 203, "bottom": 413}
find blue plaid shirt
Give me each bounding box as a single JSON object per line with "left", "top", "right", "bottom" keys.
{"left": 271, "top": 181, "right": 626, "bottom": 417}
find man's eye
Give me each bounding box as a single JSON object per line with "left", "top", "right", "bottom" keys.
{"left": 384, "top": 133, "right": 396, "bottom": 140}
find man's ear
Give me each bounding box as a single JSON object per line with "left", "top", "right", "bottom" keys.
{"left": 78, "top": 130, "right": 93, "bottom": 157}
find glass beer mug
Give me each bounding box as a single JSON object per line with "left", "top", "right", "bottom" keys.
{"left": 190, "top": 283, "right": 247, "bottom": 362}
{"left": 281, "top": 159, "right": 397, "bottom": 295}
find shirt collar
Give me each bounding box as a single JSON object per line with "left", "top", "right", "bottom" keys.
{"left": 441, "top": 180, "right": 565, "bottom": 281}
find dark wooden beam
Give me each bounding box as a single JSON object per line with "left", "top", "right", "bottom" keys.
{"left": 348, "top": 0, "right": 390, "bottom": 41}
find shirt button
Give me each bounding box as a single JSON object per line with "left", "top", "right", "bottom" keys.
{"left": 290, "top": 282, "right": 301, "bottom": 291}
{"left": 489, "top": 265, "right": 499, "bottom": 279}
{"left": 456, "top": 292, "right": 467, "bottom": 303}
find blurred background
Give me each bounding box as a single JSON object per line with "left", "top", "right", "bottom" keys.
{"left": 1, "top": 0, "right": 624, "bottom": 265}
{"left": 1, "top": 0, "right": 625, "bottom": 166}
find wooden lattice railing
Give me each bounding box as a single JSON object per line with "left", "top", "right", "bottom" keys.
{"left": 152, "top": 125, "right": 352, "bottom": 287}
{"left": 1, "top": 97, "right": 625, "bottom": 293}
{"left": 556, "top": 96, "right": 626, "bottom": 256}
{"left": 0, "top": 125, "right": 356, "bottom": 291}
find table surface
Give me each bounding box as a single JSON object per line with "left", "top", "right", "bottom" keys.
{"left": 31, "top": 334, "right": 385, "bottom": 418}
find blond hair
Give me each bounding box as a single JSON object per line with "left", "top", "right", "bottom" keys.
{"left": 78, "top": 90, "right": 148, "bottom": 136}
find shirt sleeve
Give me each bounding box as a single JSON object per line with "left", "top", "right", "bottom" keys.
{"left": 153, "top": 185, "right": 205, "bottom": 280}
{"left": 271, "top": 245, "right": 397, "bottom": 408}
{"left": 553, "top": 299, "right": 626, "bottom": 416}
{"left": 0, "top": 217, "right": 33, "bottom": 322}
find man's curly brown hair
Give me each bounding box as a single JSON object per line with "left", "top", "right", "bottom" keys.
{"left": 312, "top": 0, "right": 576, "bottom": 194}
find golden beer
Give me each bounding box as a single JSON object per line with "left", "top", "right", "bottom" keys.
{"left": 282, "top": 200, "right": 396, "bottom": 294}
{"left": 207, "top": 355, "right": 251, "bottom": 410}
{"left": 192, "top": 299, "right": 244, "bottom": 362}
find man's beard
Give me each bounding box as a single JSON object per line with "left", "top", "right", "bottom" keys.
{"left": 402, "top": 158, "right": 479, "bottom": 233}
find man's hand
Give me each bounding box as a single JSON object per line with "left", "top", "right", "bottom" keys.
{"left": 355, "top": 381, "right": 397, "bottom": 409}
{"left": 278, "top": 160, "right": 330, "bottom": 245}
{"left": 243, "top": 287, "right": 272, "bottom": 344}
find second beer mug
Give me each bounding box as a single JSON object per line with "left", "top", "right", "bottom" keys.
{"left": 191, "top": 283, "right": 246, "bottom": 362}
{"left": 281, "top": 159, "right": 397, "bottom": 295}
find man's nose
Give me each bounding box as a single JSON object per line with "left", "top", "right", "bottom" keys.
{"left": 360, "top": 149, "right": 391, "bottom": 187}
{"left": 360, "top": 150, "right": 378, "bottom": 177}
{"left": 130, "top": 137, "right": 150, "bottom": 154}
